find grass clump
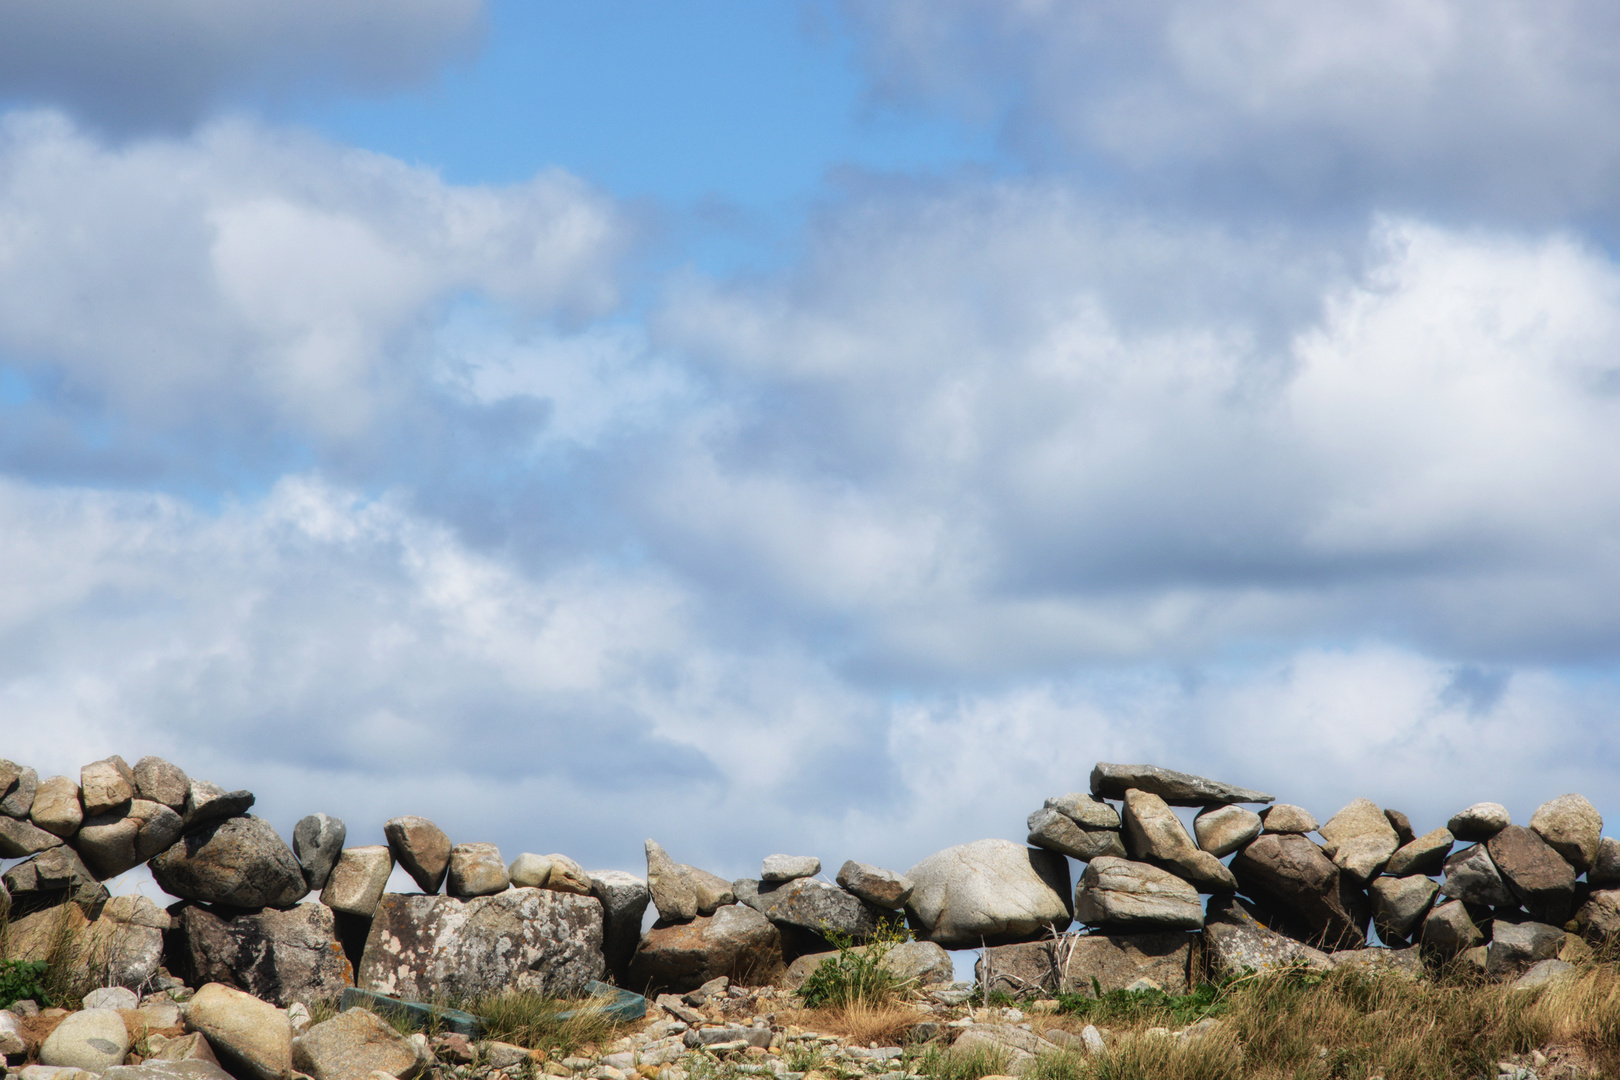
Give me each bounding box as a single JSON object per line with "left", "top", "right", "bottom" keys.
{"left": 907, "top": 1041, "right": 1013, "bottom": 1080}
{"left": 798, "top": 921, "right": 914, "bottom": 1009}
{"left": 1056, "top": 974, "right": 1238, "bottom": 1028}
{"left": 470, "top": 990, "right": 624, "bottom": 1057}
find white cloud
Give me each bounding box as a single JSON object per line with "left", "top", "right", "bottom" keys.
{"left": 0, "top": 0, "right": 484, "bottom": 131}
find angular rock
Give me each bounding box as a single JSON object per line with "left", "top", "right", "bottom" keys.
{"left": 168, "top": 901, "right": 354, "bottom": 1007}
{"left": 152, "top": 1034, "right": 223, "bottom": 1067}
{"left": 975, "top": 931, "right": 1193, "bottom": 997}
{"left": 1574, "top": 888, "right": 1620, "bottom": 942}
{"left": 104, "top": 1064, "right": 233, "bottom": 1080}
{"left": 358, "top": 888, "right": 604, "bottom": 999}
{"left": 0, "top": 815, "right": 64, "bottom": 858}
{"left": 1513, "top": 957, "right": 1574, "bottom": 990}
{"left": 2, "top": 846, "right": 102, "bottom": 910}
{"left": 133, "top": 757, "right": 189, "bottom": 811}
{"left": 627, "top": 903, "right": 784, "bottom": 993}
{"left": 949, "top": 1023, "right": 1063, "bottom": 1069}
{"left": 40, "top": 1009, "right": 132, "bottom": 1072}
{"left": 762, "top": 855, "right": 820, "bottom": 883}
{"left": 1529, "top": 794, "right": 1603, "bottom": 873}
{"left": 292, "top": 814, "right": 346, "bottom": 891}
{"left": 1261, "top": 804, "right": 1319, "bottom": 834}
{"left": 185, "top": 780, "right": 255, "bottom": 827}
{"left": 1448, "top": 803, "right": 1511, "bottom": 842}
{"left": 782, "top": 939, "right": 954, "bottom": 992}
{"left": 835, "top": 861, "right": 914, "bottom": 909}
{"left": 1229, "top": 833, "right": 1363, "bottom": 949}
{"left": 0, "top": 1011, "right": 25, "bottom": 1057}
{"left": 1421, "top": 898, "right": 1484, "bottom": 957}
{"left": 380, "top": 816, "right": 449, "bottom": 895}
{"left": 77, "top": 811, "right": 142, "bottom": 879}
{"left": 686, "top": 865, "right": 735, "bottom": 915}
{"left": 1487, "top": 825, "right": 1577, "bottom": 924}
{"left": 542, "top": 853, "right": 593, "bottom": 896}
{"left": 3, "top": 893, "right": 167, "bottom": 992}
{"left": 80, "top": 756, "right": 136, "bottom": 816}
{"left": 185, "top": 982, "right": 292, "bottom": 1080}
{"left": 292, "top": 1007, "right": 422, "bottom": 1080}
{"left": 0, "top": 758, "right": 21, "bottom": 800}
{"left": 1591, "top": 837, "right": 1620, "bottom": 886}
{"left": 1027, "top": 808, "right": 1126, "bottom": 862}
{"left": 321, "top": 846, "right": 394, "bottom": 918}
{"left": 1043, "top": 793, "right": 1121, "bottom": 829}
{"left": 645, "top": 839, "right": 698, "bottom": 923}
{"left": 508, "top": 853, "right": 553, "bottom": 889}
{"left": 906, "top": 839, "right": 1072, "bottom": 948}
{"left": 1370, "top": 875, "right": 1439, "bottom": 943}
{"left": 1383, "top": 809, "right": 1416, "bottom": 847}
{"left": 1091, "top": 763, "right": 1274, "bottom": 806}
{"left": 150, "top": 815, "right": 308, "bottom": 909}
{"left": 589, "top": 869, "right": 651, "bottom": 985}
{"left": 1, "top": 767, "right": 37, "bottom": 818}
{"left": 1486, "top": 920, "right": 1565, "bottom": 981}
{"left": 1073, "top": 856, "right": 1203, "bottom": 930}
{"left": 1386, "top": 827, "right": 1454, "bottom": 877}
{"left": 1122, "top": 789, "right": 1237, "bottom": 891}
{"left": 751, "top": 877, "right": 886, "bottom": 938}
{"left": 1194, "top": 805, "right": 1263, "bottom": 858}
{"left": 1329, "top": 946, "right": 1424, "bottom": 981}
{"left": 29, "top": 776, "right": 84, "bottom": 838}
{"left": 1318, "top": 798, "right": 1399, "bottom": 883}
{"left": 446, "top": 842, "right": 509, "bottom": 898}
{"left": 134, "top": 799, "right": 186, "bottom": 858}
{"left": 1439, "top": 842, "right": 1517, "bottom": 908}
{"left": 1203, "top": 895, "right": 1335, "bottom": 978}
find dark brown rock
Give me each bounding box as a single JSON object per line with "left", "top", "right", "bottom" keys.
{"left": 627, "top": 903, "right": 784, "bottom": 994}
{"left": 1229, "top": 833, "right": 1364, "bottom": 949}
{"left": 0, "top": 815, "right": 64, "bottom": 858}
{"left": 1486, "top": 826, "right": 1576, "bottom": 925}
{"left": 149, "top": 815, "right": 308, "bottom": 909}
{"left": 974, "top": 931, "right": 1194, "bottom": 998}
{"left": 167, "top": 901, "right": 354, "bottom": 1006}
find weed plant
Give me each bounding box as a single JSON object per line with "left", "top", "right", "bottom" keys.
{"left": 798, "top": 921, "right": 914, "bottom": 1009}
{"left": 469, "top": 990, "right": 624, "bottom": 1057}
{"left": 0, "top": 959, "right": 50, "bottom": 1008}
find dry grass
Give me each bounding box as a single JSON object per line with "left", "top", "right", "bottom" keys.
{"left": 469, "top": 990, "right": 627, "bottom": 1056}
{"left": 781, "top": 1000, "right": 932, "bottom": 1047}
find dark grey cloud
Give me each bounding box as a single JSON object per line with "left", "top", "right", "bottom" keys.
{"left": 0, "top": 0, "right": 484, "bottom": 131}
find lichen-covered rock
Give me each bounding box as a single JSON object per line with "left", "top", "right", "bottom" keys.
{"left": 133, "top": 757, "right": 189, "bottom": 811}
{"left": 1203, "top": 896, "right": 1336, "bottom": 978}
{"left": 835, "top": 861, "right": 914, "bottom": 909}
{"left": 322, "top": 846, "right": 394, "bottom": 918}
{"left": 80, "top": 756, "right": 136, "bottom": 816}
{"left": 762, "top": 855, "right": 820, "bottom": 882}
{"left": 975, "top": 931, "right": 1194, "bottom": 997}
{"left": 1318, "top": 798, "right": 1399, "bottom": 883}
{"left": 628, "top": 903, "right": 784, "bottom": 993}
{"left": 358, "top": 887, "right": 604, "bottom": 999}
{"left": 645, "top": 839, "right": 698, "bottom": 923}
{"left": 150, "top": 815, "right": 307, "bottom": 908}
{"left": 168, "top": 902, "right": 354, "bottom": 1007}
{"left": 905, "top": 839, "right": 1072, "bottom": 948}
{"left": 1043, "top": 793, "right": 1121, "bottom": 829}
{"left": 1528, "top": 794, "right": 1603, "bottom": 873}
{"left": 1073, "top": 856, "right": 1203, "bottom": 930}
{"left": 749, "top": 877, "right": 888, "bottom": 938}
{"left": 783, "top": 939, "right": 953, "bottom": 992}
{"left": 1121, "top": 789, "right": 1237, "bottom": 892}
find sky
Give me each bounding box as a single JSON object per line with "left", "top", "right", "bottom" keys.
{"left": 3, "top": 0, "right": 1620, "bottom": 909}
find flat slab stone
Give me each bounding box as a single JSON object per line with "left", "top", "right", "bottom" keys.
{"left": 1073, "top": 856, "right": 1203, "bottom": 931}
{"left": 761, "top": 855, "right": 820, "bottom": 883}
{"left": 834, "top": 861, "right": 914, "bottom": 909}
{"left": 975, "top": 931, "right": 1194, "bottom": 998}
{"left": 1026, "top": 808, "right": 1125, "bottom": 862}
{"left": 1090, "top": 763, "right": 1274, "bottom": 806}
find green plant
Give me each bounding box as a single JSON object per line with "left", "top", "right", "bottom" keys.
{"left": 0, "top": 958, "right": 50, "bottom": 1008}
{"left": 469, "top": 990, "right": 623, "bottom": 1056}
{"left": 798, "top": 920, "right": 914, "bottom": 1009}
{"left": 908, "top": 1040, "right": 1013, "bottom": 1080}
{"left": 1055, "top": 972, "right": 1241, "bottom": 1028}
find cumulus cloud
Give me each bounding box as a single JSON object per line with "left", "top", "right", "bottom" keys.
{"left": 841, "top": 0, "right": 1620, "bottom": 221}
{"left": 0, "top": 0, "right": 484, "bottom": 131}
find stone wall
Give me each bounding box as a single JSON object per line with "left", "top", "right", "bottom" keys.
{"left": 2, "top": 755, "right": 1615, "bottom": 1004}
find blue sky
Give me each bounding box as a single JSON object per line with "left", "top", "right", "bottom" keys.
{"left": 3, "top": 0, "right": 1620, "bottom": 898}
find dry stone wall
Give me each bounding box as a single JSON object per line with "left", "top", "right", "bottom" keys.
{"left": 3, "top": 754, "right": 1618, "bottom": 1012}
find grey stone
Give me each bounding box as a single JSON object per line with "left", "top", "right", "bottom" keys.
{"left": 1329, "top": 946, "right": 1425, "bottom": 981}
{"left": 1448, "top": 803, "right": 1511, "bottom": 843}
{"left": 949, "top": 1023, "right": 1063, "bottom": 1070}
{"left": 1229, "top": 833, "right": 1364, "bottom": 949}
{"left": 382, "top": 816, "right": 451, "bottom": 894}
{"left": 1121, "top": 788, "right": 1237, "bottom": 891}
{"left": 1421, "top": 899, "right": 1484, "bottom": 957}
{"left": 150, "top": 1033, "right": 223, "bottom": 1068}
{"left": 82, "top": 986, "right": 139, "bottom": 1010}
{"left": 40, "top": 1009, "right": 132, "bottom": 1072}
{"left": 29, "top": 776, "right": 83, "bottom": 838}
{"left": 103, "top": 1063, "right": 233, "bottom": 1080}
{"left": 1487, "top": 825, "right": 1577, "bottom": 925}
{"left": 1202, "top": 896, "right": 1335, "bottom": 978}
{"left": 1386, "top": 827, "right": 1454, "bottom": 877}
{"left": 685, "top": 865, "right": 734, "bottom": 915}
{"left": 358, "top": 887, "right": 604, "bottom": 999}
{"left": 751, "top": 877, "right": 886, "bottom": 938}
{"left": 168, "top": 901, "right": 354, "bottom": 1006}
{"left": 447, "top": 842, "right": 509, "bottom": 898}
{"left": 541, "top": 853, "right": 593, "bottom": 896}
{"left": 1043, "top": 793, "right": 1121, "bottom": 829}
{"left": 134, "top": 799, "right": 186, "bottom": 857}
{"left": 975, "top": 931, "right": 1194, "bottom": 998}
{"left": 761, "top": 855, "right": 820, "bottom": 883}
{"left": 1090, "top": 762, "right": 1274, "bottom": 806}
{"left": 1318, "top": 798, "right": 1399, "bottom": 883}
{"left": 1575, "top": 888, "right": 1620, "bottom": 941}
{"left": 835, "top": 861, "right": 914, "bottom": 909}
{"left": 292, "top": 814, "right": 347, "bottom": 891}
{"left": 782, "top": 940, "right": 953, "bottom": 992}
{"left": 628, "top": 902, "right": 784, "bottom": 993}
{"left": 292, "top": 1007, "right": 422, "bottom": 1080}
{"left": 645, "top": 839, "right": 698, "bottom": 923}
{"left": 1261, "top": 804, "right": 1319, "bottom": 834}
{"left": 0, "top": 1011, "right": 25, "bottom": 1057}
{"left": 589, "top": 869, "right": 651, "bottom": 985}
{"left": 1369, "top": 875, "right": 1440, "bottom": 942}
{"left": 2, "top": 846, "right": 100, "bottom": 903}
{"left": 184, "top": 780, "right": 256, "bottom": 827}
{"left": 906, "top": 839, "right": 1072, "bottom": 948}
{"left": 1590, "top": 837, "right": 1620, "bottom": 886}
{"left": 80, "top": 756, "right": 136, "bottom": 816}
{"left": 2, "top": 893, "right": 166, "bottom": 993}
{"left": 1194, "top": 805, "right": 1263, "bottom": 858}
{"left": 1513, "top": 958, "right": 1575, "bottom": 990}
{"left": 508, "top": 853, "right": 553, "bottom": 888}
{"left": 0, "top": 814, "right": 64, "bottom": 858}
{"left": 1073, "top": 856, "right": 1203, "bottom": 930}
{"left": 0, "top": 758, "right": 21, "bottom": 801}
{"left": 1026, "top": 808, "right": 1126, "bottom": 862}
{"left": 185, "top": 982, "right": 292, "bottom": 1080}
{"left": 1528, "top": 794, "right": 1603, "bottom": 873}
{"left": 150, "top": 815, "right": 308, "bottom": 908}
{"left": 1, "top": 767, "right": 37, "bottom": 818}
{"left": 132, "top": 757, "right": 189, "bottom": 811}
{"left": 1486, "top": 920, "right": 1565, "bottom": 981}
{"left": 77, "top": 810, "right": 143, "bottom": 879}
{"left": 321, "top": 846, "right": 394, "bottom": 918}
{"left": 1439, "top": 842, "right": 1517, "bottom": 908}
